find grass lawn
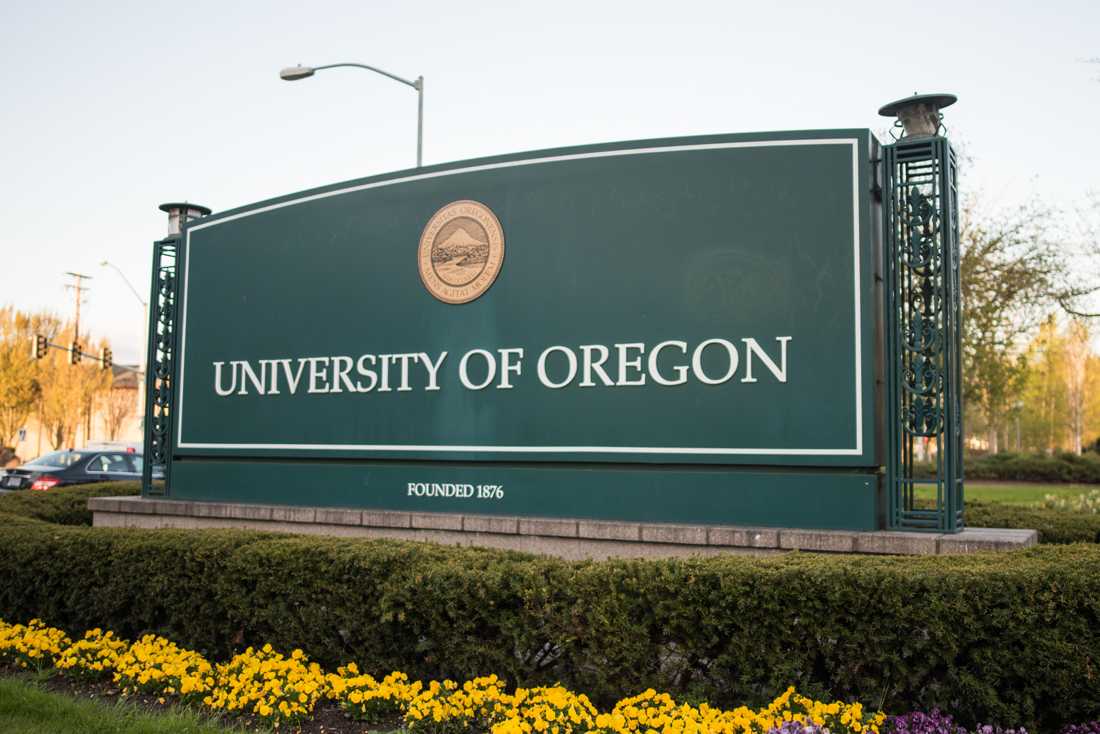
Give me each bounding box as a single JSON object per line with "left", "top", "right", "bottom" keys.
{"left": 0, "top": 676, "right": 231, "bottom": 734}
{"left": 916, "top": 481, "right": 1092, "bottom": 506}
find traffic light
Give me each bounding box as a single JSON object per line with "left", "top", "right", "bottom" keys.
{"left": 69, "top": 342, "right": 81, "bottom": 365}
{"left": 100, "top": 347, "right": 112, "bottom": 370}
{"left": 31, "top": 334, "right": 47, "bottom": 360}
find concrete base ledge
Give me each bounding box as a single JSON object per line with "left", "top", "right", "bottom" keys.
{"left": 88, "top": 496, "right": 1037, "bottom": 560}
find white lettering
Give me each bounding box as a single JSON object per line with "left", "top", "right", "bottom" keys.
{"left": 616, "top": 343, "right": 646, "bottom": 386}
{"left": 392, "top": 353, "right": 417, "bottom": 392}
{"left": 280, "top": 359, "right": 307, "bottom": 395}
{"left": 648, "top": 341, "right": 689, "bottom": 386}
{"left": 691, "top": 338, "right": 739, "bottom": 385}
{"left": 330, "top": 355, "right": 356, "bottom": 393}
{"left": 213, "top": 361, "right": 237, "bottom": 396}
{"left": 420, "top": 351, "right": 447, "bottom": 391}
{"left": 210, "top": 336, "right": 792, "bottom": 398}
{"left": 579, "top": 344, "right": 615, "bottom": 387}
{"left": 498, "top": 348, "right": 524, "bottom": 389}
{"left": 238, "top": 360, "right": 265, "bottom": 395}
{"left": 537, "top": 345, "right": 577, "bottom": 389}
{"left": 307, "top": 357, "right": 330, "bottom": 394}
{"left": 459, "top": 349, "right": 496, "bottom": 390}
{"left": 378, "top": 355, "right": 392, "bottom": 392}
{"left": 355, "top": 355, "right": 377, "bottom": 392}
{"left": 407, "top": 481, "right": 476, "bottom": 498}
{"left": 261, "top": 359, "right": 281, "bottom": 394}
{"left": 741, "top": 337, "right": 791, "bottom": 383}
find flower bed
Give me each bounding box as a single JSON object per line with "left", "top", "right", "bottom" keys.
{"left": 6, "top": 616, "right": 1100, "bottom": 734}
{"left": 0, "top": 616, "right": 891, "bottom": 733}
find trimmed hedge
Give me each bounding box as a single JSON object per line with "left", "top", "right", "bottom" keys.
{"left": 0, "top": 481, "right": 140, "bottom": 526}
{"left": 0, "top": 522, "right": 1097, "bottom": 731}
{"left": 965, "top": 500, "right": 1100, "bottom": 544}
{"left": 0, "top": 511, "right": 47, "bottom": 527}
{"left": 916, "top": 452, "right": 1100, "bottom": 483}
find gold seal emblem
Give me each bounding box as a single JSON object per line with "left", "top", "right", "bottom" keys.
{"left": 418, "top": 200, "right": 505, "bottom": 304}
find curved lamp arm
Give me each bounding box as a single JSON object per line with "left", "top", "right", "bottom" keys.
{"left": 280, "top": 61, "right": 424, "bottom": 167}
{"left": 100, "top": 260, "right": 147, "bottom": 307}
{"left": 312, "top": 62, "right": 420, "bottom": 90}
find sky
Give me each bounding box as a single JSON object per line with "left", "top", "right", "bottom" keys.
{"left": 1, "top": 0, "right": 1098, "bottom": 364}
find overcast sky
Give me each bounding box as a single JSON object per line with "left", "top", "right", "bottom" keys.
{"left": 1, "top": 0, "right": 1097, "bottom": 364}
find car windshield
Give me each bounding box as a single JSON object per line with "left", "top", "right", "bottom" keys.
{"left": 25, "top": 450, "right": 85, "bottom": 468}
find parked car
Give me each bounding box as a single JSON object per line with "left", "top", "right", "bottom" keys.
{"left": 0, "top": 448, "right": 144, "bottom": 491}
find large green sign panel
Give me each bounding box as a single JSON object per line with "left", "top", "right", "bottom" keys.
{"left": 170, "top": 130, "right": 883, "bottom": 529}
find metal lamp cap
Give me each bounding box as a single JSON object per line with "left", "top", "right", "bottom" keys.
{"left": 878, "top": 93, "right": 957, "bottom": 138}
{"left": 159, "top": 202, "right": 212, "bottom": 236}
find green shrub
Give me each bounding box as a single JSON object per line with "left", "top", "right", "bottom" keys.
{"left": 0, "top": 511, "right": 47, "bottom": 527}
{"left": 0, "top": 482, "right": 140, "bottom": 526}
{"left": 965, "top": 500, "right": 1100, "bottom": 544}
{"left": 916, "top": 452, "right": 1100, "bottom": 483}
{"left": 0, "top": 523, "right": 1097, "bottom": 731}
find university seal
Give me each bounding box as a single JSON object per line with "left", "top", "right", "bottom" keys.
{"left": 418, "top": 200, "right": 504, "bottom": 304}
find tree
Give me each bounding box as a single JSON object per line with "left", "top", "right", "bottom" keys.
{"left": 960, "top": 202, "right": 1098, "bottom": 452}
{"left": 1018, "top": 318, "right": 1100, "bottom": 453}
{"left": 0, "top": 308, "right": 62, "bottom": 448}
{"left": 102, "top": 384, "right": 136, "bottom": 441}
{"left": 1025, "top": 318, "right": 1068, "bottom": 451}
{"left": 1086, "top": 352, "right": 1100, "bottom": 451}
{"left": 35, "top": 325, "right": 112, "bottom": 449}
{"left": 0, "top": 310, "right": 39, "bottom": 448}
{"left": 1063, "top": 320, "right": 1091, "bottom": 454}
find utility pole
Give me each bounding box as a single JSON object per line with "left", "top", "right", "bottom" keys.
{"left": 64, "top": 272, "right": 92, "bottom": 342}
{"left": 64, "top": 272, "right": 93, "bottom": 448}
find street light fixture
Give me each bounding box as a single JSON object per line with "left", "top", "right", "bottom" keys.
{"left": 100, "top": 260, "right": 147, "bottom": 310}
{"left": 878, "top": 92, "right": 958, "bottom": 139}
{"left": 280, "top": 62, "right": 424, "bottom": 167}
{"left": 100, "top": 260, "right": 149, "bottom": 419}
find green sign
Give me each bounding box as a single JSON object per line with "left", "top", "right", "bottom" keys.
{"left": 168, "top": 130, "right": 884, "bottom": 530}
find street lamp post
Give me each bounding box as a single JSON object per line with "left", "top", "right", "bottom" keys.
{"left": 280, "top": 62, "right": 424, "bottom": 167}
{"left": 100, "top": 260, "right": 149, "bottom": 419}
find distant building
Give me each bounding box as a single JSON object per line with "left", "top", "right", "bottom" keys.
{"left": 7, "top": 365, "right": 143, "bottom": 466}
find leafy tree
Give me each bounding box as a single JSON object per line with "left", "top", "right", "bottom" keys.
{"left": 0, "top": 308, "right": 61, "bottom": 448}
{"left": 1018, "top": 318, "right": 1100, "bottom": 453}
{"left": 1086, "top": 352, "right": 1100, "bottom": 451}
{"left": 1021, "top": 318, "right": 1068, "bottom": 451}
{"left": 1064, "top": 320, "right": 1092, "bottom": 454}
{"left": 35, "top": 326, "right": 112, "bottom": 450}
{"left": 960, "top": 202, "right": 1097, "bottom": 452}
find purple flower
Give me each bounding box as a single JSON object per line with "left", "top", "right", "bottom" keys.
{"left": 767, "top": 721, "right": 831, "bottom": 734}
{"left": 1060, "top": 724, "right": 1100, "bottom": 734}
{"left": 889, "top": 709, "right": 967, "bottom": 734}
{"left": 887, "top": 710, "right": 1030, "bottom": 734}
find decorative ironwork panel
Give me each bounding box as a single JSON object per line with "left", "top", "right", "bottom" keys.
{"left": 884, "top": 137, "right": 964, "bottom": 531}
{"left": 141, "top": 237, "right": 181, "bottom": 496}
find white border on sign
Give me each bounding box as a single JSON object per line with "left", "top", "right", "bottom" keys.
{"left": 177, "top": 138, "right": 865, "bottom": 456}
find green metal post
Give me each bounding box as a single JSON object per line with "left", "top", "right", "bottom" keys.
{"left": 881, "top": 94, "right": 964, "bottom": 532}
{"left": 141, "top": 237, "right": 180, "bottom": 496}
{"left": 141, "top": 203, "right": 211, "bottom": 497}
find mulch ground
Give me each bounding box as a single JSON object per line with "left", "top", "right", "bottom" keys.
{"left": 0, "top": 663, "right": 399, "bottom": 733}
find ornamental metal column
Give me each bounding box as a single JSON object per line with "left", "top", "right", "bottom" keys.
{"left": 141, "top": 202, "right": 212, "bottom": 497}
{"left": 880, "top": 94, "right": 964, "bottom": 532}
